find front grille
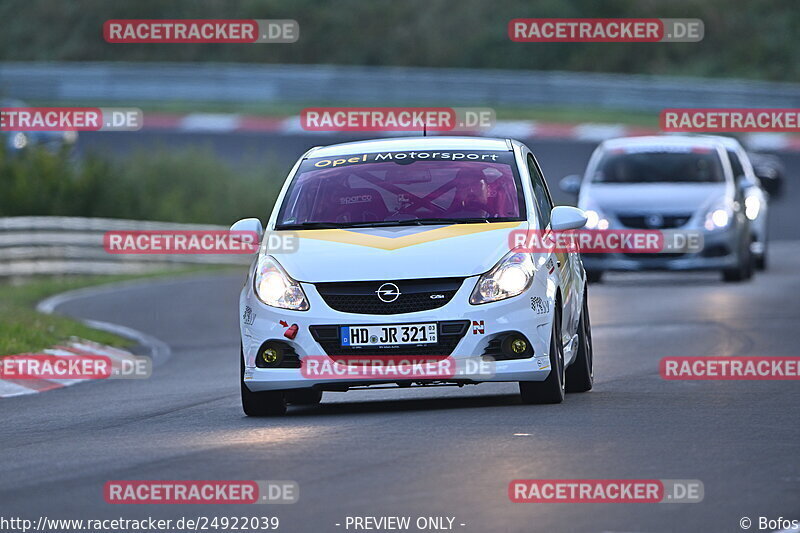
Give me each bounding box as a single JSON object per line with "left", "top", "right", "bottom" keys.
{"left": 309, "top": 320, "right": 470, "bottom": 356}
{"left": 314, "top": 277, "right": 464, "bottom": 315}
{"left": 617, "top": 214, "right": 692, "bottom": 229}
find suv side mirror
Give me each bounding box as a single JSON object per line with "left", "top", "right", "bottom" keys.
{"left": 559, "top": 175, "right": 582, "bottom": 195}
{"left": 551, "top": 206, "right": 588, "bottom": 231}
{"left": 754, "top": 168, "right": 783, "bottom": 197}
{"left": 230, "top": 218, "right": 264, "bottom": 245}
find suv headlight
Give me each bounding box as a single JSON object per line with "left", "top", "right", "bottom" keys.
{"left": 703, "top": 201, "right": 732, "bottom": 231}
{"left": 581, "top": 204, "right": 610, "bottom": 230}
{"left": 470, "top": 250, "right": 536, "bottom": 305}
{"left": 253, "top": 255, "right": 309, "bottom": 311}
{"left": 744, "top": 194, "right": 761, "bottom": 221}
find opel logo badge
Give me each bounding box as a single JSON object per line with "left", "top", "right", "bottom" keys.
{"left": 645, "top": 214, "right": 664, "bottom": 228}
{"left": 376, "top": 282, "right": 401, "bottom": 303}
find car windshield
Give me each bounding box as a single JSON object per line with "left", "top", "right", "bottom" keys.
{"left": 593, "top": 148, "right": 725, "bottom": 183}
{"left": 275, "top": 150, "right": 524, "bottom": 229}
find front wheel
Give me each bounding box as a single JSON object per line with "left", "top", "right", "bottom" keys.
{"left": 519, "top": 303, "right": 565, "bottom": 404}
{"left": 586, "top": 270, "right": 604, "bottom": 284}
{"left": 241, "top": 350, "right": 287, "bottom": 416}
{"left": 755, "top": 240, "right": 768, "bottom": 271}
{"left": 565, "top": 290, "right": 593, "bottom": 393}
{"left": 722, "top": 240, "right": 754, "bottom": 283}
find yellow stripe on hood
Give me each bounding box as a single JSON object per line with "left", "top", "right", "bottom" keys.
{"left": 295, "top": 222, "right": 523, "bottom": 251}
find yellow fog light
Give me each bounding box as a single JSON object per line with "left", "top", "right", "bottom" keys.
{"left": 511, "top": 338, "right": 527, "bottom": 354}
{"left": 261, "top": 348, "right": 279, "bottom": 364}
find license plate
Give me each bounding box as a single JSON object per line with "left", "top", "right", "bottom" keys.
{"left": 340, "top": 323, "right": 438, "bottom": 347}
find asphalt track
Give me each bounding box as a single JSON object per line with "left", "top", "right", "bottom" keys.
{"left": 1, "top": 133, "right": 798, "bottom": 533}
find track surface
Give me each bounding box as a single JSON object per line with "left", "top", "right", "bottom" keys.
{"left": 1, "top": 134, "right": 798, "bottom": 532}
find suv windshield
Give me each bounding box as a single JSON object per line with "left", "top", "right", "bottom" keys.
{"left": 593, "top": 148, "right": 725, "bottom": 183}
{"left": 275, "top": 150, "right": 524, "bottom": 229}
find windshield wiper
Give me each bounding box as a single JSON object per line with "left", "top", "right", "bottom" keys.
{"left": 406, "top": 217, "right": 492, "bottom": 225}
{"left": 275, "top": 220, "right": 424, "bottom": 230}
{"left": 274, "top": 222, "right": 349, "bottom": 230}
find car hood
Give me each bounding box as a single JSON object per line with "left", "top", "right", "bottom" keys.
{"left": 580, "top": 183, "right": 728, "bottom": 213}
{"left": 269, "top": 222, "right": 527, "bottom": 282}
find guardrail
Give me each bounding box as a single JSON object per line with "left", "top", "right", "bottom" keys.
{"left": 0, "top": 217, "right": 251, "bottom": 276}
{"left": 2, "top": 62, "right": 800, "bottom": 111}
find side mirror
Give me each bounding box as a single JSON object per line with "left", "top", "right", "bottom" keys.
{"left": 754, "top": 169, "right": 783, "bottom": 197}
{"left": 559, "top": 175, "right": 583, "bottom": 195}
{"left": 551, "top": 206, "right": 587, "bottom": 231}
{"left": 230, "top": 218, "right": 264, "bottom": 245}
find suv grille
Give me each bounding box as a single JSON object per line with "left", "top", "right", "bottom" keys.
{"left": 309, "top": 320, "right": 470, "bottom": 356}
{"left": 314, "top": 277, "right": 464, "bottom": 315}
{"left": 617, "top": 214, "right": 692, "bottom": 229}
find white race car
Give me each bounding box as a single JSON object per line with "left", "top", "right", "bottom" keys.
{"left": 232, "top": 137, "right": 592, "bottom": 416}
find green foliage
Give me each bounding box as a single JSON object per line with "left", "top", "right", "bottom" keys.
{"left": 0, "top": 0, "right": 797, "bottom": 81}
{"left": 0, "top": 145, "right": 284, "bottom": 224}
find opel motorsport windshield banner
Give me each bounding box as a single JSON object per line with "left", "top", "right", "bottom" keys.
{"left": 304, "top": 150, "right": 512, "bottom": 168}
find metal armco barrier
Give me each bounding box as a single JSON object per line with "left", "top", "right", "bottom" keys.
{"left": 2, "top": 62, "right": 800, "bottom": 111}
{"left": 0, "top": 217, "right": 251, "bottom": 276}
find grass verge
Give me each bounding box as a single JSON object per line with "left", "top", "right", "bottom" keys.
{"left": 0, "top": 266, "right": 239, "bottom": 356}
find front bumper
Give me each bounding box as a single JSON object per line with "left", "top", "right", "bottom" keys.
{"left": 582, "top": 227, "right": 740, "bottom": 272}
{"left": 241, "top": 275, "right": 556, "bottom": 391}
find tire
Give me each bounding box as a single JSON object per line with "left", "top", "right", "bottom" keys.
{"left": 565, "top": 290, "right": 593, "bottom": 393}
{"left": 586, "top": 270, "right": 603, "bottom": 284}
{"left": 241, "top": 349, "right": 287, "bottom": 416}
{"left": 722, "top": 237, "right": 754, "bottom": 283}
{"left": 519, "top": 302, "right": 565, "bottom": 404}
{"left": 285, "top": 389, "right": 323, "bottom": 405}
{"left": 755, "top": 240, "right": 768, "bottom": 271}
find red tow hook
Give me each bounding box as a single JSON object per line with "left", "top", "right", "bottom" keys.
{"left": 283, "top": 324, "right": 299, "bottom": 340}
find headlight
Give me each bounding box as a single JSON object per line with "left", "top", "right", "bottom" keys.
{"left": 253, "top": 255, "right": 309, "bottom": 311}
{"left": 583, "top": 208, "right": 609, "bottom": 230}
{"left": 744, "top": 196, "right": 760, "bottom": 221}
{"left": 470, "top": 250, "right": 536, "bottom": 305}
{"left": 704, "top": 205, "right": 731, "bottom": 231}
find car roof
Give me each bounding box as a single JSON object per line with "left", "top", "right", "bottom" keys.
{"left": 307, "top": 136, "right": 512, "bottom": 158}
{"left": 600, "top": 135, "right": 726, "bottom": 151}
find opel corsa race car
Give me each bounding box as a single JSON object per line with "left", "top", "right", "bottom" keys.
{"left": 573, "top": 136, "right": 754, "bottom": 283}
{"left": 232, "top": 137, "right": 593, "bottom": 416}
